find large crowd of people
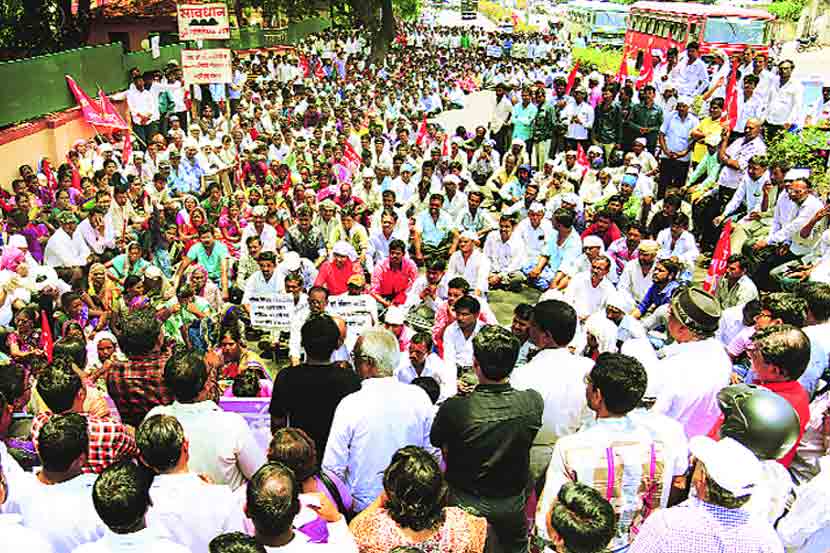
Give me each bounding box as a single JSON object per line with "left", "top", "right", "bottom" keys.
{"left": 0, "top": 19, "right": 829, "bottom": 553}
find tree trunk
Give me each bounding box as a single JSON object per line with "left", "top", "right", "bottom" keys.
{"left": 369, "top": 0, "right": 395, "bottom": 63}
{"left": 233, "top": 0, "right": 244, "bottom": 28}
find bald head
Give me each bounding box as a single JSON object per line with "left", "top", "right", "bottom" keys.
{"left": 245, "top": 462, "right": 299, "bottom": 537}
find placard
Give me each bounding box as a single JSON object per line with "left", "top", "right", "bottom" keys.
{"left": 249, "top": 293, "right": 296, "bottom": 329}
{"left": 177, "top": 3, "right": 231, "bottom": 40}
{"left": 328, "top": 295, "right": 375, "bottom": 331}
{"left": 182, "top": 49, "right": 232, "bottom": 84}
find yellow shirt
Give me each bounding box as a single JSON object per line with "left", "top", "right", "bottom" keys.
{"left": 691, "top": 118, "right": 723, "bottom": 163}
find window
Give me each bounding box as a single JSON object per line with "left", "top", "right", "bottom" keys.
{"left": 703, "top": 17, "right": 766, "bottom": 45}
{"left": 673, "top": 23, "right": 687, "bottom": 42}
{"left": 690, "top": 22, "right": 698, "bottom": 40}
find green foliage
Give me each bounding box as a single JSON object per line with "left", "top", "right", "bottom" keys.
{"left": 572, "top": 46, "right": 624, "bottom": 75}
{"left": 764, "top": 0, "right": 807, "bottom": 22}
{"left": 393, "top": 0, "right": 422, "bottom": 20}
{"left": 767, "top": 127, "right": 830, "bottom": 194}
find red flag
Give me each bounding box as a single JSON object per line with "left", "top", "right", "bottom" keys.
{"left": 721, "top": 66, "right": 739, "bottom": 131}
{"left": 98, "top": 89, "right": 130, "bottom": 131}
{"left": 636, "top": 48, "right": 654, "bottom": 90}
{"left": 415, "top": 115, "right": 429, "bottom": 147}
{"left": 66, "top": 76, "right": 109, "bottom": 128}
{"left": 565, "top": 61, "right": 580, "bottom": 95}
{"left": 282, "top": 171, "right": 292, "bottom": 194}
{"left": 40, "top": 310, "right": 53, "bottom": 363}
{"left": 314, "top": 62, "right": 326, "bottom": 80}
{"left": 299, "top": 55, "right": 309, "bottom": 78}
{"left": 343, "top": 141, "right": 361, "bottom": 175}
{"left": 41, "top": 159, "right": 58, "bottom": 192}
{"left": 703, "top": 220, "right": 733, "bottom": 293}
{"left": 576, "top": 142, "right": 589, "bottom": 167}
{"left": 615, "top": 48, "right": 629, "bottom": 83}
{"left": 122, "top": 132, "right": 133, "bottom": 168}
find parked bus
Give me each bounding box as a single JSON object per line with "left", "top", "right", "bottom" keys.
{"left": 460, "top": 0, "right": 478, "bottom": 20}
{"left": 563, "top": 1, "right": 629, "bottom": 48}
{"left": 624, "top": 1, "right": 776, "bottom": 60}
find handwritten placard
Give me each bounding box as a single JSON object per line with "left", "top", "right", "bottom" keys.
{"left": 328, "top": 295, "right": 375, "bottom": 331}
{"left": 182, "top": 48, "right": 232, "bottom": 84}
{"left": 249, "top": 293, "right": 295, "bottom": 329}
{"left": 177, "top": 3, "right": 231, "bottom": 40}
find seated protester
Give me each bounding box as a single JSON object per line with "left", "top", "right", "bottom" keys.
{"left": 645, "top": 193, "right": 684, "bottom": 239}
{"left": 523, "top": 207, "right": 582, "bottom": 291}
{"left": 655, "top": 213, "right": 699, "bottom": 281}
{"left": 442, "top": 296, "right": 485, "bottom": 393}
{"left": 730, "top": 161, "right": 787, "bottom": 256}
{"left": 484, "top": 214, "right": 525, "bottom": 292}
{"left": 369, "top": 208, "right": 408, "bottom": 266}
{"left": 580, "top": 209, "right": 622, "bottom": 249}
{"left": 349, "top": 446, "right": 492, "bottom": 553}
{"left": 158, "top": 283, "right": 212, "bottom": 352}
{"left": 536, "top": 354, "right": 689, "bottom": 552}
{"left": 313, "top": 241, "right": 362, "bottom": 296}
{"left": 245, "top": 462, "right": 358, "bottom": 552}
{"left": 447, "top": 231, "right": 491, "bottom": 297}
{"left": 629, "top": 436, "right": 783, "bottom": 553}
{"left": 145, "top": 351, "right": 265, "bottom": 490}
{"left": 73, "top": 461, "right": 191, "bottom": 553}
{"left": 32, "top": 358, "right": 138, "bottom": 475}
{"left": 271, "top": 314, "right": 361, "bottom": 456}
{"left": 274, "top": 251, "right": 318, "bottom": 293}
{"left": 405, "top": 258, "right": 450, "bottom": 310}
{"left": 383, "top": 306, "right": 415, "bottom": 353}
{"left": 242, "top": 251, "right": 279, "bottom": 308}
{"left": 431, "top": 277, "right": 498, "bottom": 356}
{"left": 605, "top": 291, "right": 647, "bottom": 345}
{"left": 370, "top": 239, "right": 418, "bottom": 309}
{"left": 395, "top": 332, "right": 455, "bottom": 403}
{"left": 716, "top": 299, "right": 761, "bottom": 349}
{"left": 632, "top": 259, "right": 681, "bottom": 320}
{"left": 283, "top": 206, "right": 327, "bottom": 268}
{"left": 502, "top": 182, "right": 541, "bottom": 221}
{"left": 0, "top": 451, "right": 54, "bottom": 552}
{"left": 618, "top": 239, "right": 659, "bottom": 306}
{"left": 710, "top": 385, "right": 801, "bottom": 525}
{"left": 714, "top": 254, "right": 759, "bottom": 311}
{"left": 540, "top": 482, "right": 617, "bottom": 553}
{"left": 135, "top": 415, "right": 245, "bottom": 553}
{"left": 106, "top": 242, "right": 150, "bottom": 288}
{"left": 236, "top": 236, "right": 263, "bottom": 289}
{"left": 607, "top": 223, "right": 645, "bottom": 284}
{"left": 44, "top": 212, "right": 89, "bottom": 284}
{"left": 551, "top": 234, "right": 604, "bottom": 292}
{"left": 412, "top": 193, "right": 458, "bottom": 266}
{"left": 560, "top": 255, "right": 615, "bottom": 322}
{"left": 600, "top": 192, "right": 638, "bottom": 235}
{"left": 224, "top": 367, "right": 272, "bottom": 398}
{"left": 778, "top": 461, "right": 830, "bottom": 551}
{"left": 175, "top": 225, "right": 231, "bottom": 300}
{"left": 22, "top": 413, "right": 107, "bottom": 553}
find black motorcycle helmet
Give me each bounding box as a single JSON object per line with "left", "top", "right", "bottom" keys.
{"left": 717, "top": 384, "right": 801, "bottom": 461}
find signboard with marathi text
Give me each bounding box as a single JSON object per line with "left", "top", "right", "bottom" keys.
{"left": 249, "top": 293, "right": 296, "bottom": 329}
{"left": 328, "top": 295, "right": 375, "bottom": 331}
{"left": 181, "top": 49, "right": 232, "bottom": 84}
{"left": 177, "top": 3, "right": 231, "bottom": 40}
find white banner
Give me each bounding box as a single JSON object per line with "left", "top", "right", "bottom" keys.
{"left": 328, "top": 295, "right": 375, "bottom": 331}
{"left": 249, "top": 293, "right": 296, "bottom": 329}
{"left": 177, "top": 3, "right": 231, "bottom": 40}
{"left": 181, "top": 48, "right": 232, "bottom": 84}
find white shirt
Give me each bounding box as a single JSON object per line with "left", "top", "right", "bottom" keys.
{"left": 242, "top": 270, "right": 280, "bottom": 305}
{"left": 146, "top": 472, "right": 245, "bottom": 553}
{"left": 669, "top": 56, "right": 710, "bottom": 97}
{"left": 778, "top": 456, "right": 830, "bottom": 553}
{"left": 511, "top": 348, "right": 594, "bottom": 446}
{"left": 768, "top": 194, "right": 823, "bottom": 257}
{"left": 395, "top": 351, "right": 456, "bottom": 402}
{"left": 74, "top": 218, "right": 116, "bottom": 256}
{"left": 126, "top": 87, "right": 160, "bottom": 124}
{"left": 735, "top": 91, "right": 768, "bottom": 133}
{"left": 263, "top": 518, "right": 358, "bottom": 552}
{"left": 515, "top": 218, "right": 554, "bottom": 263}
{"left": 656, "top": 228, "right": 699, "bottom": 275}
{"left": 145, "top": 401, "right": 266, "bottom": 491}
{"left": 442, "top": 320, "right": 484, "bottom": 376}
{"left": 447, "top": 249, "right": 490, "bottom": 294}
{"left": 618, "top": 259, "right": 655, "bottom": 306}
{"left": 20, "top": 473, "right": 105, "bottom": 553}
{"left": 744, "top": 460, "right": 793, "bottom": 525}
{"left": 240, "top": 224, "right": 279, "bottom": 257}
{"left": 44, "top": 227, "right": 89, "bottom": 268}
{"left": 484, "top": 231, "right": 525, "bottom": 274}
{"left": 0, "top": 514, "right": 54, "bottom": 553}
{"left": 564, "top": 272, "right": 615, "bottom": 320}
{"left": 0, "top": 441, "right": 28, "bottom": 514}
{"left": 651, "top": 338, "right": 732, "bottom": 438}
{"left": 322, "top": 377, "right": 435, "bottom": 512}
{"left": 766, "top": 77, "right": 802, "bottom": 126}
{"left": 562, "top": 101, "right": 595, "bottom": 140}
{"left": 70, "top": 527, "right": 190, "bottom": 553}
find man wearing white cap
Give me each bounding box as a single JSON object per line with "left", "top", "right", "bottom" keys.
{"left": 657, "top": 95, "right": 698, "bottom": 199}
{"left": 561, "top": 87, "right": 594, "bottom": 151}
{"left": 239, "top": 205, "right": 279, "bottom": 258}
{"left": 618, "top": 239, "right": 658, "bottom": 306}
{"left": 629, "top": 437, "right": 782, "bottom": 553}
{"left": 484, "top": 214, "right": 525, "bottom": 292}
{"left": 562, "top": 253, "right": 615, "bottom": 322}
{"left": 447, "top": 230, "right": 491, "bottom": 297}
{"left": 313, "top": 241, "right": 361, "bottom": 296}
{"left": 175, "top": 139, "right": 205, "bottom": 196}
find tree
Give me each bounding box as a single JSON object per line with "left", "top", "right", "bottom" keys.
{"left": 0, "top": 0, "right": 93, "bottom": 59}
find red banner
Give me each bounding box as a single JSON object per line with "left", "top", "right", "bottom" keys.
{"left": 40, "top": 310, "right": 53, "bottom": 363}
{"left": 343, "top": 141, "right": 362, "bottom": 177}
{"left": 98, "top": 88, "right": 130, "bottom": 131}
{"left": 721, "top": 66, "right": 739, "bottom": 131}
{"left": 703, "top": 220, "right": 733, "bottom": 293}
{"left": 615, "top": 48, "right": 629, "bottom": 83}
{"left": 66, "top": 76, "right": 128, "bottom": 131}
{"left": 636, "top": 48, "right": 654, "bottom": 90}
{"left": 415, "top": 115, "right": 429, "bottom": 147}
{"left": 565, "top": 61, "right": 580, "bottom": 95}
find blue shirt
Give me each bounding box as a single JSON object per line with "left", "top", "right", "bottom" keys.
{"left": 176, "top": 157, "right": 204, "bottom": 195}
{"left": 416, "top": 210, "right": 455, "bottom": 247}
{"left": 186, "top": 241, "right": 229, "bottom": 283}
{"left": 546, "top": 229, "right": 582, "bottom": 273}
{"left": 638, "top": 280, "right": 680, "bottom": 315}
{"left": 208, "top": 83, "right": 226, "bottom": 102}
{"left": 512, "top": 102, "right": 538, "bottom": 141}
{"left": 660, "top": 112, "right": 699, "bottom": 162}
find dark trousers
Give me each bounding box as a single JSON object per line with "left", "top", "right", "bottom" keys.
{"left": 450, "top": 487, "right": 528, "bottom": 553}
{"left": 493, "top": 125, "right": 510, "bottom": 156}
{"left": 697, "top": 186, "right": 736, "bottom": 252}
{"left": 747, "top": 245, "right": 799, "bottom": 291}
{"left": 658, "top": 157, "right": 691, "bottom": 199}
{"left": 132, "top": 121, "right": 159, "bottom": 151}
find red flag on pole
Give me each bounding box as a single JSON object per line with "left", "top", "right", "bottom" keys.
{"left": 66, "top": 76, "right": 109, "bottom": 127}
{"left": 703, "top": 220, "right": 733, "bottom": 293}
{"left": 565, "top": 61, "right": 580, "bottom": 95}
{"left": 615, "top": 48, "right": 629, "bottom": 83}
{"left": 122, "top": 132, "right": 133, "bottom": 168}
{"left": 299, "top": 55, "right": 309, "bottom": 78}
{"left": 576, "top": 142, "right": 589, "bottom": 167}
{"left": 98, "top": 89, "right": 130, "bottom": 130}
{"left": 40, "top": 310, "right": 53, "bottom": 363}
{"left": 721, "top": 66, "right": 739, "bottom": 131}
{"left": 415, "top": 115, "right": 429, "bottom": 147}
{"left": 636, "top": 48, "right": 654, "bottom": 90}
